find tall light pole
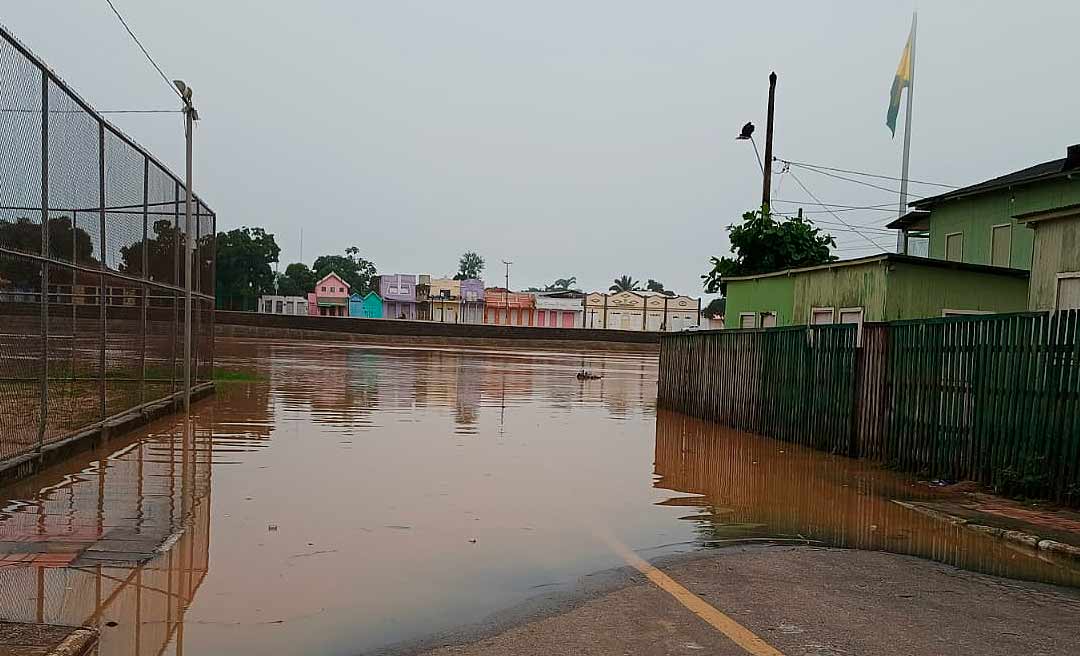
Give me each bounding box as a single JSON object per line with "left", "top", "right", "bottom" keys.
{"left": 174, "top": 80, "right": 198, "bottom": 411}
{"left": 501, "top": 260, "right": 512, "bottom": 325}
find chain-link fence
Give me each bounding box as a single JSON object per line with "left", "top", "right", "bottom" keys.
{"left": 0, "top": 26, "right": 214, "bottom": 466}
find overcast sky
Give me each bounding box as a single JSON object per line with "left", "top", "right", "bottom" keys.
{"left": 5, "top": 1, "right": 1078, "bottom": 296}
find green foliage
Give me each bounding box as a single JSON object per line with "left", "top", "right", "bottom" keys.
{"left": 0, "top": 216, "right": 98, "bottom": 289}
{"left": 213, "top": 367, "right": 262, "bottom": 382}
{"left": 277, "top": 262, "right": 317, "bottom": 297}
{"left": 646, "top": 279, "right": 674, "bottom": 296}
{"left": 120, "top": 218, "right": 181, "bottom": 283}
{"left": 609, "top": 275, "right": 641, "bottom": 293}
{"left": 702, "top": 209, "right": 836, "bottom": 295}
{"left": 313, "top": 246, "right": 376, "bottom": 295}
{"left": 453, "top": 251, "right": 485, "bottom": 280}
{"left": 215, "top": 226, "right": 280, "bottom": 311}
{"left": 527, "top": 276, "right": 579, "bottom": 293}
{"left": 702, "top": 297, "right": 726, "bottom": 319}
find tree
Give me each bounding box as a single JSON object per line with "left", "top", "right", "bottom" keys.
{"left": 313, "top": 246, "right": 376, "bottom": 295}
{"left": 119, "top": 218, "right": 178, "bottom": 283}
{"left": 645, "top": 279, "right": 674, "bottom": 296}
{"left": 526, "top": 276, "right": 579, "bottom": 292}
{"left": 702, "top": 209, "right": 835, "bottom": 295}
{"left": 215, "top": 226, "right": 280, "bottom": 311}
{"left": 277, "top": 262, "right": 317, "bottom": 297}
{"left": 702, "top": 297, "right": 726, "bottom": 319}
{"left": 453, "top": 251, "right": 485, "bottom": 280}
{"left": 0, "top": 216, "right": 98, "bottom": 289}
{"left": 609, "top": 275, "right": 641, "bottom": 293}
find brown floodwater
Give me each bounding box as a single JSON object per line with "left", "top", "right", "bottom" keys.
{"left": 0, "top": 338, "right": 1077, "bottom": 655}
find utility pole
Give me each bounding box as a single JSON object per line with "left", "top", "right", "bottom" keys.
{"left": 761, "top": 72, "right": 777, "bottom": 212}
{"left": 501, "top": 260, "right": 512, "bottom": 325}
{"left": 174, "top": 80, "right": 197, "bottom": 411}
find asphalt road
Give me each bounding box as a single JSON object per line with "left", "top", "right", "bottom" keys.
{"left": 407, "top": 545, "right": 1080, "bottom": 656}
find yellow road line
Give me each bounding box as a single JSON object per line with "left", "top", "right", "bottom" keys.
{"left": 600, "top": 533, "right": 785, "bottom": 656}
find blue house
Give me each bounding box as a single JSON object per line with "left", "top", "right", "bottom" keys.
{"left": 350, "top": 291, "right": 383, "bottom": 319}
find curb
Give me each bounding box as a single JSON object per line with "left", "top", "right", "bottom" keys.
{"left": 892, "top": 500, "right": 1080, "bottom": 561}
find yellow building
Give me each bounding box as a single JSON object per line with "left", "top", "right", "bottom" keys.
{"left": 584, "top": 291, "right": 701, "bottom": 331}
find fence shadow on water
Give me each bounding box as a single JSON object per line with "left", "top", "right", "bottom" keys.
{"left": 659, "top": 310, "right": 1080, "bottom": 504}
{"left": 0, "top": 26, "right": 215, "bottom": 468}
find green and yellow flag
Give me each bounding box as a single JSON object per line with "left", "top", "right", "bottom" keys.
{"left": 886, "top": 21, "right": 915, "bottom": 138}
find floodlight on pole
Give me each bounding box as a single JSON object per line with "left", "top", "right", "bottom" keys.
{"left": 176, "top": 79, "right": 197, "bottom": 411}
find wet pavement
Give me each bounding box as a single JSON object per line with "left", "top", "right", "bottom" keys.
{"left": 0, "top": 338, "right": 1078, "bottom": 655}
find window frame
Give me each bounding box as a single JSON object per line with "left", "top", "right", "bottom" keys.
{"left": 1055, "top": 271, "right": 1080, "bottom": 311}
{"left": 810, "top": 306, "right": 835, "bottom": 325}
{"left": 738, "top": 312, "right": 756, "bottom": 329}
{"left": 990, "top": 223, "right": 1012, "bottom": 267}
{"left": 945, "top": 231, "right": 964, "bottom": 262}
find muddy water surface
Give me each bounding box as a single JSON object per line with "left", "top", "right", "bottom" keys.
{"left": 0, "top": 338, "right": 1077, "bottom": 656}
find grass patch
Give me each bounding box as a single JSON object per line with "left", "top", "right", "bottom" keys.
{"left": 213, "top": 367, "right": 262, "bottom": 382}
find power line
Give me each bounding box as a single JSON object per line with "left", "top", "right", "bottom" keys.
{"left": 104, "top": 0, "right": 181, "bottom": 98}
{"left": 786, "top": 161, "right": 928, "bottom": 199}
{"left": 786, "top": 171, "right": 889, "bottom": 251}
{"left": 776, "top": 158, "right": 958, "bottom": 189}
{"left": 772, "top": 212, "right": 895, "bottom": 235}
{"left": 0, "top": 108, "right": 179, "bottom": 114}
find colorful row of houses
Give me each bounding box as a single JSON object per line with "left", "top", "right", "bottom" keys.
{"left": 258, "top": 274, "right": 704, "bottom": 332}
{"left": 724, "top": 144, "right": 1080, "bottom": 329}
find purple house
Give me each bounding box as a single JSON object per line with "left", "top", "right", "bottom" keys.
{"left": 459, "top": 279, "right": 485, "bottom": 324}
{"left": 377, "top": 274, "right": 418, "bottom": 320}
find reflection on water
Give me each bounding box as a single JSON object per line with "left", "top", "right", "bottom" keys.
{"left": 0, "top": 416, "right": 213, "bottom": 656}
{"left": 654, "top": 410, "right": 1080, "bottom": 587}
{"left": 0, "top": 340, "right": 1076, "bottom": 656}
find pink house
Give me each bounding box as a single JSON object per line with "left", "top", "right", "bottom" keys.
{"left": 307, "top": 272, "right": 350, "bottom": 317}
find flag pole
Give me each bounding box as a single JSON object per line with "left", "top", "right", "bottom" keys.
{"left": 898, "top": 12, "right": 917, "bottom": 253}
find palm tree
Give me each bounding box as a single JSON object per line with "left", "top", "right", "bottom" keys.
{"left": 609, "top": 275, "right": 641, "bottom": 293}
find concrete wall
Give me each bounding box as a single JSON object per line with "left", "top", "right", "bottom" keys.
{"left": 724, "top": 276, "right": 796, "bottom": 328}
{"left": 1028, "top": 215, "right": 1080, "bottom": 311}
{"left": 215, "top": 310, "right": 659, "bottom": 350}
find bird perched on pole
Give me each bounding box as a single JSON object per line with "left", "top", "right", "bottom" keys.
{"left": 737, "top": 122, "right": 755, "bottom": 140}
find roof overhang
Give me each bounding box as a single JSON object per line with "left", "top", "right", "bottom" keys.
{"left": 1014, "top": 202, "right": 1080, "bottom": 225}
{"left": 885, "top": 209, "right": 931, "bottom": 231}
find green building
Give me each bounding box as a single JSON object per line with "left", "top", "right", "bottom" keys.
{"left": 726, "top": 145, "right": 1080, "bottom": 328}
{"left": 725, "top": 254, "right": 1029, "bottom": 329}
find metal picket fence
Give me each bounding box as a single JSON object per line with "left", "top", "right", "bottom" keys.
{"left": 0, "top": 25, "right": 214, "bottom": 466}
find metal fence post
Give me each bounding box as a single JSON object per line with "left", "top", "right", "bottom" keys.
{"left": 140, "top": 155, "right": 149, "bottom": 404}
{"left": 98, "top": 121, "right": 106, "bottom": 422}
{"left": 37, "top": 67, "right": 49, "bottom": 453}
{"left": 172, "top": 180, "right": 180, "bottom": 394}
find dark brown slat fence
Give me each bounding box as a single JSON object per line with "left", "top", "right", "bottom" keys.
{"left": 658, "top": 310, "right": 1080, "bottom": 504}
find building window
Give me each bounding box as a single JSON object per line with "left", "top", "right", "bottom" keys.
{"left": 738, "top": 313, "right": 756, "bottom": 329}
{"left": 945, "top": 232, "right": 963, "bottom": 262}
{"left": 1057, "top": 273, "right": 1080, "bottom": 311}
{"left": 811, "top": 307, "right": 834, "bottom": 325}
{"left": 991, "top": 224, "right": 1011, "bottom": 267}
{"left": 275, "top": 300, "right": 283, "bottom": 313}
{"left": 263, "top": 300, "right": 272, "bottom": 313}
{"left": 760, "top": 312, "right": 777, "bottom": 328}
{"left": 321, "top": 286, "right": 327, "bottom": 292}
{"left": 839, "top": 307, "right": 864, "bottom": 345}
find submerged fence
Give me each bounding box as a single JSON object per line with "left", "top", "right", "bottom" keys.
{"left": 0, "top": 26, "right": 215, "bottom": 466}
{"left": 658, "top": 310, "right": 1080, "bottom": 503}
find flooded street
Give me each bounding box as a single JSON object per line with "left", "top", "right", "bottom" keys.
{"left": 1, "top": 338, "right": 1078, "bottom": 655}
